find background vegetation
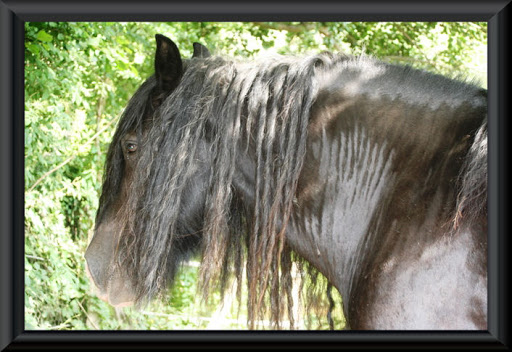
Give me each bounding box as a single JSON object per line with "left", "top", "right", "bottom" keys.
{"left": 25, "top": 22, "right": 487, "bottom": 330}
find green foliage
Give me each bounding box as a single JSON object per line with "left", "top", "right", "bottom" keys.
{"left": 25, "top": 22, "right": 487, "bottom": 331}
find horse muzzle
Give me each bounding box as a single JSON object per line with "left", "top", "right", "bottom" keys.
{"left": 85, "top": 224, "right": 136, "bottom": 308}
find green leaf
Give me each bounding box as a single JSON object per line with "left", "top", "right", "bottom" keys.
{"left": 26, "top": 43, "right": 40, "bottom": 55}
{"left": 36, "top": 30, "right": 53, "bottom": 43}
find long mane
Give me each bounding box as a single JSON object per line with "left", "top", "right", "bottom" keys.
{"left": 113, "top": 53, "right": 344, "bottom": 328}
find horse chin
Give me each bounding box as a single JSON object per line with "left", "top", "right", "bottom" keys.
{"left": 85, "top": 260, "right": 136, "bottom": 307}
{"left": 102, "top": 279, "right": 136, "bottom": 308}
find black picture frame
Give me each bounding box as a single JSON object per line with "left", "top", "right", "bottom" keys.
{"left": 1, "top": 0, "right": 510, "bottom": 350}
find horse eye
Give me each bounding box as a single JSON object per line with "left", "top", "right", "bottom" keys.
{"left": 126, "top": 142, "right": 137, "bottom": 153}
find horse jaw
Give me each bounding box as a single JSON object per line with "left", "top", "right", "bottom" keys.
{"left": 85, "top": 222, "right": 137, "bottom": 308}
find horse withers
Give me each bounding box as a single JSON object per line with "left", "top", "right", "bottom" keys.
{"left": 85, "top": 34, "right": 487, "bottom": 329}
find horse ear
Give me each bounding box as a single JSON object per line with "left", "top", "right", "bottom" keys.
{"left": 192, "top": 42, "right": 211, "bottom": 58}
{"left": 154, "top": 34, "right": 183, "bottom": 93}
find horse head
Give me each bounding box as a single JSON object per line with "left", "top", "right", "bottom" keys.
{"left": 85, "top": 35, "right": 211, "bottom": 307}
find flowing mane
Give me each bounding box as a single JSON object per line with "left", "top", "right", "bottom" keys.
{"left": 107, "top": 53, "right": 343, "bottom": 327}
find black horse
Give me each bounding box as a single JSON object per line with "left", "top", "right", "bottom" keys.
{"left": 85, "top": 34, "right": 487, "bottom": 329}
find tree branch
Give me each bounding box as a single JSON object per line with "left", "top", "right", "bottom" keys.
{"left": 77, "top": 299, "right": 100, "bottom": 330}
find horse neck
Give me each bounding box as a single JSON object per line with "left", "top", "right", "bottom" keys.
{"left": 288, "top": 120, "right": 395, "bottom": 303}
{"left": 286, "top": 85, "right": 486, "bottom": 316}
